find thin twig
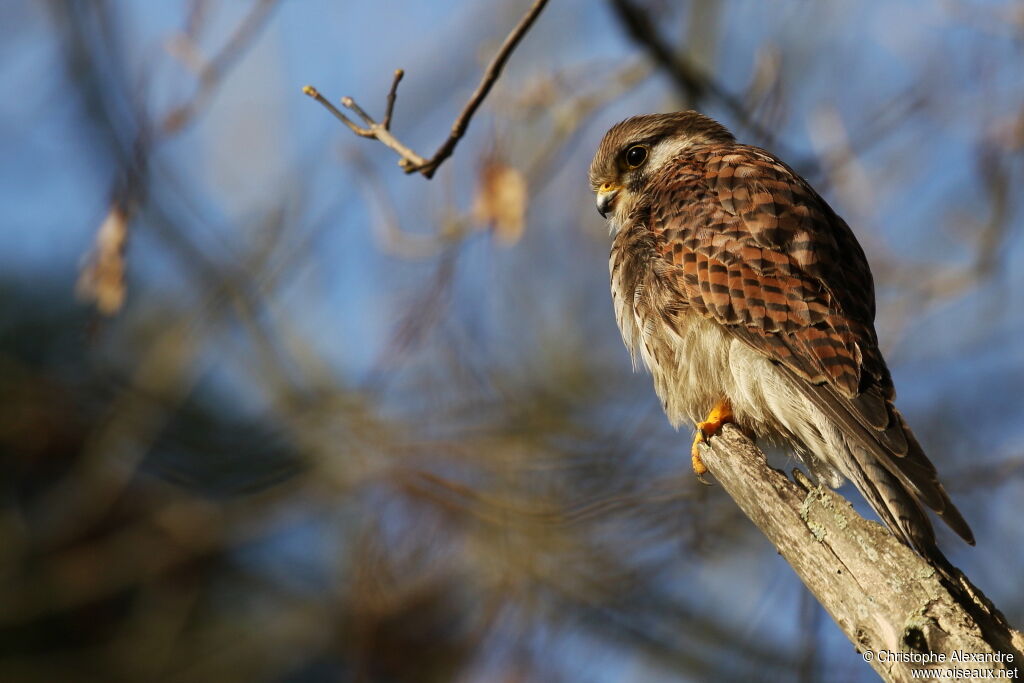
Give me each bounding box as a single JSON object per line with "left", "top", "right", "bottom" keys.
{"left": 303, "top": 0, "right": 550, "bottom": 179}
{"left": 382, "top": 68, "right": 403, "bottom": 130}
{"left": 301, "top": 86, "right": 373, "bottom": 138}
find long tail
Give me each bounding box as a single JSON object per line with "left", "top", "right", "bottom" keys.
{"left": 844, "top": 407, "right": 974, "bottom": 561}
{"left": 775, "top": 361, "right": 974, "bottom": 561}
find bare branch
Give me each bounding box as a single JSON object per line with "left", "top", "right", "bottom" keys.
{"left": 303, "top": 0, "right": 550, "bottom": 179}
{"left": 422, "top": 0, "right": 549, "bottom": 175}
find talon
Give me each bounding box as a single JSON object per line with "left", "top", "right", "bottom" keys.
{"left": 692, "top": 454, "right": 708, "bottom": 485}
{"left": 691, "top": 434, "right": 709, "bottom": 478}
{"left": 690, "top": 439, "right": 713, "bottom": 485}
{"left": 689, "top": 399, "right": 733, "bottom": 481}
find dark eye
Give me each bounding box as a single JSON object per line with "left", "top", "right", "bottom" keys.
{"left": 625, "top": 145, "right": 648, "bottom": 168}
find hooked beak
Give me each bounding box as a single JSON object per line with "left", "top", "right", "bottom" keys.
{"left": 596, "top": 184, "right": 620, "bottom": 218}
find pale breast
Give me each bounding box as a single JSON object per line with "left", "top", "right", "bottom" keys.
{"left": 613, "top": 249, "right": 846, "bottom": 486}
{"left": 638, "top": 306, "right": 734, "bottom": 429}
{"left": 610, "top": 223, "right": 734, "bottom": 428}
{"left": 611, "top": 225, "right": 846, "bottom": 486}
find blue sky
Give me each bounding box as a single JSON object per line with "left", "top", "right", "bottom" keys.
{"left": 2, "top": 1, "right": 1023, "bottom": 680}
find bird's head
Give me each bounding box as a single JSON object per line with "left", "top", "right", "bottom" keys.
{"left": 588, "top": 111, "right": 734, "bottom": 227}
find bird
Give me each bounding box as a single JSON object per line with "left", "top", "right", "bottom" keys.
{"left": 588, "top": 111, "right": 973, "bottom": 562}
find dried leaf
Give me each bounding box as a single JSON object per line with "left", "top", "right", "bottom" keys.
{"left": 472, "top": 161, "right": 527, "bottom": 246}
{"left": 77, "top": 202, "right": 129, "bottom": 315}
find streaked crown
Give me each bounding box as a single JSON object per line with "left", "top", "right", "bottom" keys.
{"left": 588, "top": 111, "right": 735, "bottom": 190}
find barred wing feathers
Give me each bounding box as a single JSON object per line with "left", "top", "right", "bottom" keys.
{"left": 643, "top": 145, "right": 973, "bottom": 548}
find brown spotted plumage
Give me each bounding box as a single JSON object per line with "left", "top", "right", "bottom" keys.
{"left": 590, "top": 111, "right": 973, "bottom": 561}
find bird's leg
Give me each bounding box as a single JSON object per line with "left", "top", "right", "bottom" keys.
{"left": 691, "top": 399, "right": 734, "bottom": 483}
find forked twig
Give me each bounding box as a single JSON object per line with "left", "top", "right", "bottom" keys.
{"left": 303, "top": 72, "right": 427, "bottom": 169}
{"left": 303, "top": 0, "right": 550, "bottom": 178}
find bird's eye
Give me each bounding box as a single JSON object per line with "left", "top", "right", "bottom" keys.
{"left": 625, "top": 145, "right": 648, "bottom": 168}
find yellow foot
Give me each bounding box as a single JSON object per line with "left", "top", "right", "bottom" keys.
{"left": 690, "top": 399, "right": 734, "bottom": 485}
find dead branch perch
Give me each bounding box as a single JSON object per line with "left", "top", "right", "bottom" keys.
{"left": 700, "top": 425, "right": 1024, "bottom": 682}
{"left": 303, "top": 0, "right": 550, "bottom": 178}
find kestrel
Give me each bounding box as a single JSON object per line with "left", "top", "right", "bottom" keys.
{"left": 589, "top": 111, "right": 973, "bottom": 559}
